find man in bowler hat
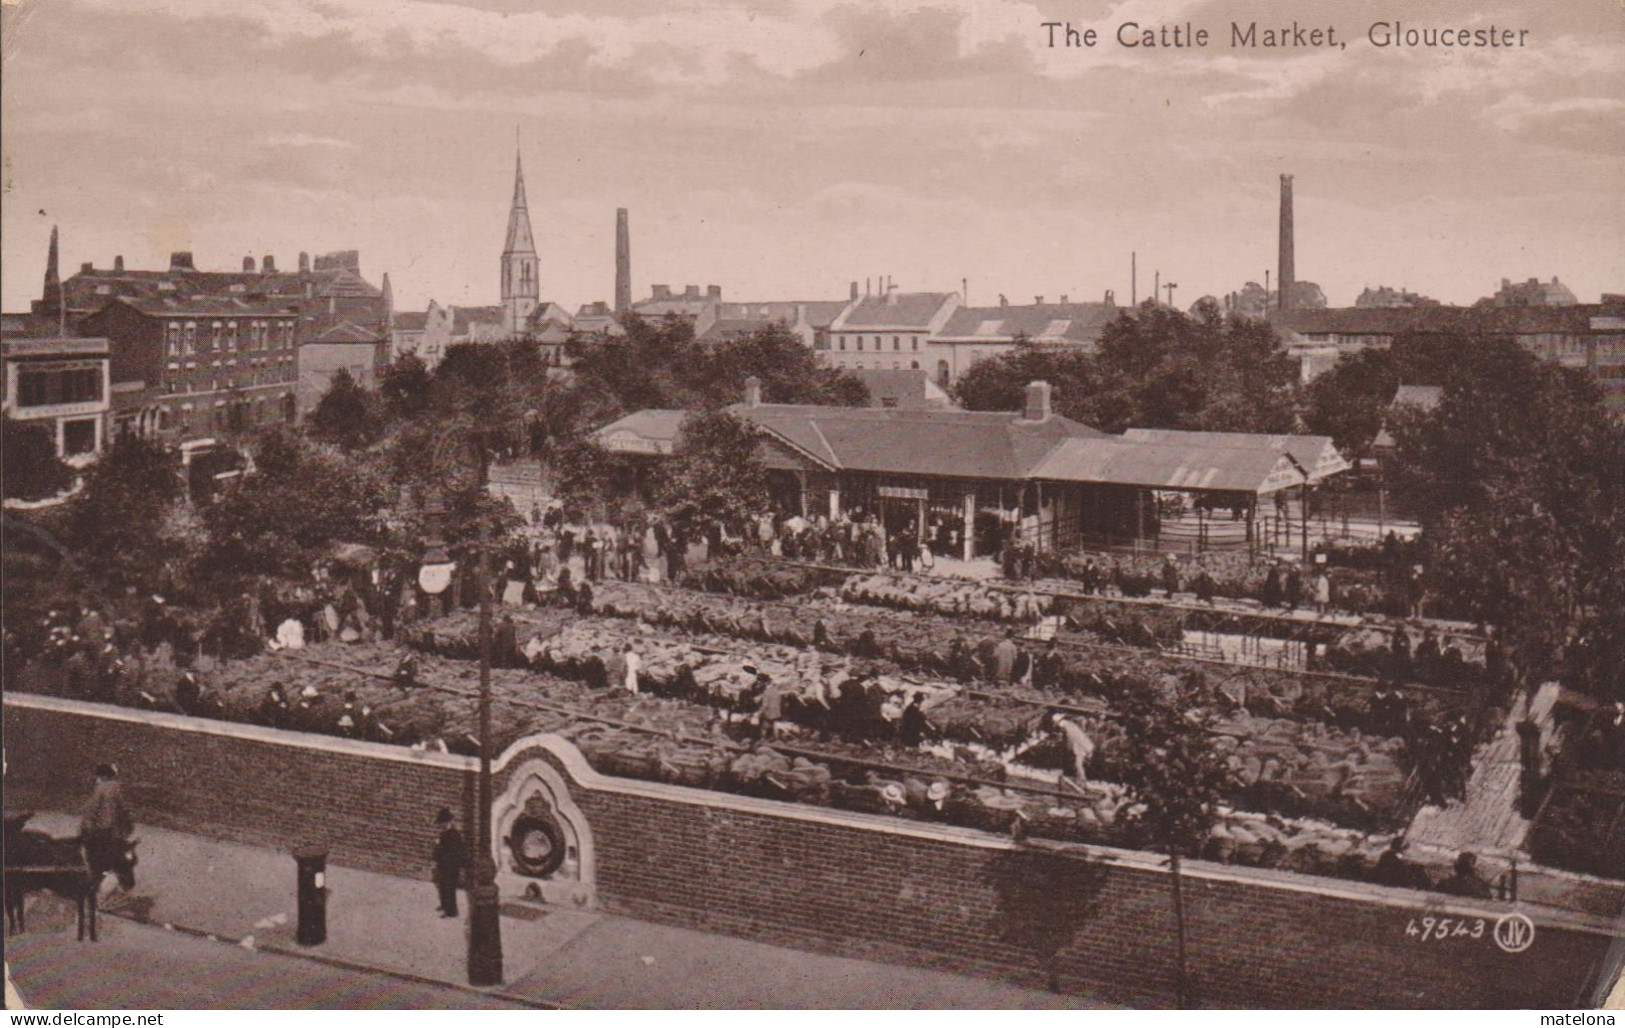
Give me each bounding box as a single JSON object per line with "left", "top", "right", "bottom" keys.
{"left": 432, "top": 808, "right": 467, "bottom": 918}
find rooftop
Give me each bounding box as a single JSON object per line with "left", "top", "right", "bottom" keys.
{"left": 831, "top": 292, "right": 958, "bottom": 330}
{"left": 935, "top": 303, "right": 1118, "bottom": 344}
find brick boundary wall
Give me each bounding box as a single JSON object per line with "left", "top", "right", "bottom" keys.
{"left": 5, "top": 695, "right": 1621, "bottom": 1008}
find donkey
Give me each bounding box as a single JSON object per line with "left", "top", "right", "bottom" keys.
{"left": 4, "top": 828, "right": 138, "bottom": 942}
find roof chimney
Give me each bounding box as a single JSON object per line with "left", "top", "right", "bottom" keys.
{"left": 1059, "top": 294, "right": 1068, "bottom": 304}
{"left": 1278, "top": 173, "right": 1295, "bottom": 312}
{"left": 850, "top": 281, "right": 859, "bottom": 301}
{"left": 683, "top": 285, "right": 700, "bottom": 300}
{"left": 706, "top": 285, "right": 721, "bottom": 301}
{"left": 243, "top": 256, "right": 256, "bottom": 272}
{"left": 1034, "top": 296, "right": 1045, "bottom": 306}
{"left": 80, "top": 262, "right": 94, "bottom": 274}
{"left": 262, "top": 255, "right": 276, "bottom": 274}
{"left": 113, "top": 255, "right": 124, "bottom": 272}
{"left": 999, "top": 294, "right": 1008, "bottom": 308}
{"left": 652, "top": 284, "right": 671, "bottom": 300}
{"left": 170, "top": 251, "right": 195, "bottom": 272}
{"left": 743, "top": 375, "right": 762, "bottom": 408}
{"left": 1022, "top": 380, "right": 1053, "bottom": 423}
{"left": 299, "top": 251, "right": 311, "bottom": 274}
{"left": 886, "top": 288, "right": 900, "bottom": 306}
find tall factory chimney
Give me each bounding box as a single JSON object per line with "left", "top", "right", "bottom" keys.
{"left": 1278, "top": 173, "right": 1295, "bottom": 313}
{"left": 614, "top": 208, "right": 631, "bottom": 315}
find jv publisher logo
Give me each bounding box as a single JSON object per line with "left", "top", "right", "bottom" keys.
{"left": 1494, "top": 912, "right": 1536, "bottom": 953}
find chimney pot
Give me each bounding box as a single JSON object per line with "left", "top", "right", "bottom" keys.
{"left": 743, "top": 376, "right": 762, "bottom": 408}
{"left": 113, "top": 256, "right": 124, "bottom": 272}
{"left": 999, "top": 294, "right": 1008, "bottom": 307}
{"left": 262, "top": 255, "right": 276, "bottom": 274}
{"left": 1023, "top": 380, "right": 1053, "bottom": 423}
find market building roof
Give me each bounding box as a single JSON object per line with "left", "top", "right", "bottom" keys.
{"left": 1032, "top": 437, "right": 1307, "bottom": 495}
{"left": 1118, "top": 428, "right": 1349, "bottom": 482}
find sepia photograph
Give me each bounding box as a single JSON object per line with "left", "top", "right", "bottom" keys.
{"left": 1, "top": 0, "right": 1622, "bottom": 1014}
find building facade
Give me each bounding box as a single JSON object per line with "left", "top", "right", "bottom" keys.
{"left": 78, "top": 297, "right": 300, "bottom": 440}
{"left": 925, "top": 297, "right": 1118, "bottom": 387}
{"left": 2, "top": 336, "right": 112, "bottom": 460}
{"left": 822, "top": 291, "right": 960, "bottom": 372}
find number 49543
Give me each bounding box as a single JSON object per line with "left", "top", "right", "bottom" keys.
{"left": 1407, "top": 915, "right": 1486, "bottom": 941}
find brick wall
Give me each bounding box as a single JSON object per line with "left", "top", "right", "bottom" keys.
{"left": 6, "top": 696, "right": 1619, "bottom": 1008}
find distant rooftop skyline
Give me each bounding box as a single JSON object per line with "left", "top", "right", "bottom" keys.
{"left": 3, "top": 0, "right": 1621, "bottom": 315}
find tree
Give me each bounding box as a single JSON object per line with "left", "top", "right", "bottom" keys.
{"left": 1111, "top": 682, "right": 1235, "bottom": 1008}
{"left": 66, "top": 432, "right": 184, "bottom": 591}
{"left": 698, "top": 326, "right": 868, "bottom": 408}
{"left": 1387, "top": 335, "right": 1625, "bottom": 699}
{"left": 549, "top": 435, "right": 659, "bottom": 520}
{"left": 951, "top": 302, "right": 1300, "bottom": 434}
{"left": 2, "top": 415, "right": 72, "bottom": 501}
{"left": 951, "top": 338, "right": 1097, "bottom": 416}
{"left": 658, "top": 410, "right": 769, "bottom": 537}
{"left": 378, "top": 354, "right": 433, "bottom": 423}
{"left": 200, "top": 427, "right": 390, "bottom": 584}
{"left": 308, "top": 368, "right": 381, "bottom": 452}
{"left": 1302, "top": 348, "right": 1399, "bottom": 460}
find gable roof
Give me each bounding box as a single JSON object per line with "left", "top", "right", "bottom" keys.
{"left": 729, "top": 403, "right": 1103, "bottom": 479}
{"left": 1392, "top": 384, "right": 1443, "bottom": 410}
{"left": 849, "top": 368, "right": 955, "bottom": 408}
{"left": 392, "top": 312, "right": 429, "bottom": 332}
{"left": 1033, "top": 437, "right": 1307, "bottom": 495}
{"left": 1118, "top": 428, "right": 1350, "bottom": 482}
{"left": 831, "top": 293, "right": 957, "bottom": 330}
{"left": 935, "top": 303, "right": 1119, "bottom": 345}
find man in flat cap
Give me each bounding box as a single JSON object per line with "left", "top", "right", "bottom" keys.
{"left": 431, "top": 808, "right": 467, "bottom": 918}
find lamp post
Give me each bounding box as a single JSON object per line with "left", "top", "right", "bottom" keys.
{"left": 421, "top": 427, "right": 503, "bottom": 987}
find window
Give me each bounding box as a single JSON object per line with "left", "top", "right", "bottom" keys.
{"left": 912, "top": 337, "right": 919, "bottom": 351}
{"left": 857, "top": 336, "right": 864, "bottom": 351}
{"left": 17, "top": 367, "right": 101, "bottom": 407}
{"left": 839, "top": 336, "right": 846, "bottom": 351}
{"left": 183, "top": 322, "right": 197, "bottom": 354}
{"left": 910, "top": 361, "right": 919, "bottom": 370}
{"left": 166, "top": 323, "right": 182, "bottom": 357}
{"left": 62, "top": 418, "right": 97, "bottom": 455}
{"left": 893, "top": 335, "right": 900, "bottom": 351}
{"left": 937, "top": 360, "right": 951, "bottom": 389}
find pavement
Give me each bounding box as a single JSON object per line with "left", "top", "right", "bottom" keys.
{"left": 5, "top": 811, "right": 1097, "bottom": 1010}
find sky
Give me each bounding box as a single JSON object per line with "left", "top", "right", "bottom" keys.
{"left": 2, "top": 0, "right": 1622, "bottom": 315}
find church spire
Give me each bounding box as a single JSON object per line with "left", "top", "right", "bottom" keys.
{"left": 501, "top": 142, "right": 539, "bottom": 336}
{"left": 41, "top": 224, "right": 63, "bottom": 318}
{"left": 503, "top": 147, "right": 535, "bottom": 257}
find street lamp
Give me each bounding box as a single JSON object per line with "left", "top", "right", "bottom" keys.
{"left": 420, "top": 427, "right": 503, "bottom": 987}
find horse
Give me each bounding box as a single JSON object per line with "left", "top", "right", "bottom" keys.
{"left": 4, "top": 824, "right": 138, "bottom": 942}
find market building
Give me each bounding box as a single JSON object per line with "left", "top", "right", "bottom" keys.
{"left": 594, "top": 378, "right": 1351, "bottom": 559}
